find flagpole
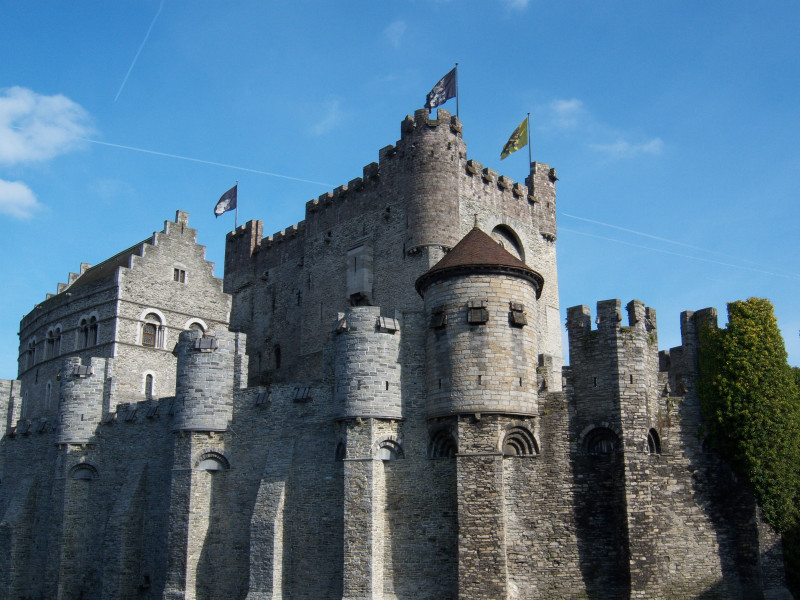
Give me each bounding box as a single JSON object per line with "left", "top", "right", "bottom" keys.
{"left": 527, "top": 113, "right": 532, "bottom": 167}
{"left": 455, "top": 62, "right": 459, "bottom": 118}
{"left": 235, "top": 180, "right": 239, "bottom": 229}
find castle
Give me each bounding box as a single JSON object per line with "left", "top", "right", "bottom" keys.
{"left": 0, "top": 108, "right": 792, "bottom": 600}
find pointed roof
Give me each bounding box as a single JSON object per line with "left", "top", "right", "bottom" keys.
{"left": 415, "top": 227, "right": 544, "bottom": 297}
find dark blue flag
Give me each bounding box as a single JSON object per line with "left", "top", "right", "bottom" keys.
{"left": 425, "top": 68, "right": 456, "bottom": 110}
{"left": 214, "top": 184, "right": 237, "bottom": 217}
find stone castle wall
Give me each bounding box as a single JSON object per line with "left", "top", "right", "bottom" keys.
{"left": 0, "top": 108, "right": 791, "bottom": 600}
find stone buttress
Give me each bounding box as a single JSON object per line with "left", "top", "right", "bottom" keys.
{"left": 333, "top": 306, "right": 403, "bottom": 600}
{"left": 164, "top": 329, "right": 247, "bottom": 600}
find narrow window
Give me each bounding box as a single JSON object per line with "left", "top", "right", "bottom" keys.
{"left": 54, "top": 328, "right": 61, "bottom": 356}
{"left": 274, "top": 345, "right": 281, "bottom": 369}
{"left": 46, "top": 331, "right": 55, "bottom": 359}
{"left": 173, "top": 268, "right": 186, "bottom": 283}
{"left": 80, "top": 319, "right": 89, "bottom": 348}
{"left": 145, "top": 374, "right": 154, "bottom": 400}
{"left": 89, "top": 317, "right": 98, "bottom": 346}
{"left": 142, "top": 323, "right": 157, "bottom": 347}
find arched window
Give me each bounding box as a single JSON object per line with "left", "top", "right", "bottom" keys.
{"left": 27, "top": 339, "right": 36, "bottom": 368}
{"left": 69, "top": 463, "right": 98, "bottom": 481}
{"left": 491, "top": 225, "right": 525, "bottom": 262}
{"left": 585, "top": 427, "right": 620, "bottom": 455}
{"left": 376, "top": 439, "right": 404, "bottom": 461}
{"left": 46, "top": 382, "right": 52, "bottom": 411}
{"left": 145, "top": 374, "right": 154, "bottom": 400}
{"left": 54, "top": 327, "right": 61, "bottom": 356}
{"left": 142, "top": 313, "right": 164, "bottom": 348}
{"left": 79, "top": 318, "right": 89, "bottom": 348}
{"left": 46, "top": 330, "right": 55, "bottom": 359}
{"left": 502, "top": 426, "right": 539, "bottom": 457}
{"left": 188, "top": 322, "right": 204, "bottom": 332}
{"left": 89, "top": 316, "right": 98, "bottom": 346}
{"left": 647, "top": 429, "right": 661, "bottom": 455}
{"left": 429, "top": 428, "right": 457, "bottom": 458}
{"left": 195, "top": 451, "right": 230, "bottom": 472}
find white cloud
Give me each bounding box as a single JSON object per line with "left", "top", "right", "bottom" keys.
{"left": 546, "top": 98, "right": 586, "bottom": 130}
{"left": 537, "top": 96, "right": 663, "bottom": 160}
{"left": 0, "top": 178, "right": 42, "bottom": 219}
{"left": 0, "top": 86, "right": 92, "bottom": 165}
{"left": 310, "top": 98, "right": 343, "bottom": 136}
{"left": 384, "top": 20, "right": 407, "bottom": 48}
{"left": 590, "top": 138, "right": 664, "bottom": 158}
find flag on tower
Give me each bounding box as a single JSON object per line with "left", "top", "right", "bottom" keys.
{"left": 425, "top": 67, "right": 457, "bottom": 110}
{"left": 500, "top": 117, "right": 528, "bottom": 160}
{"left": 214, "top": 184, "right": 237, "bottom": 217}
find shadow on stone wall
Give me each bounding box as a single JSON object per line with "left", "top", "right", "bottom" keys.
{"left": 571, "top": 450, "right": 631, "bottom": 600}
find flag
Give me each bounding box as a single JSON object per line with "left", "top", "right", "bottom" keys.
{"left": 500, "top": 117, "right": 528, "bottom": 160}
{"left": 425, "top": 67, "right": 456, "bottom": 110}
{"left": 214, "top": 184, "right": 237, "bottom": 217}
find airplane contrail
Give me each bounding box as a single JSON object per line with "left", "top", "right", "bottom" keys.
{"left": 560, "top": 226, "right": 800, "bottom": 280}
{"left": 562, "top": 212, "right": 800, "bottom": 278}
{"left": 114, "top": 0, "right": 165, "bottom": 102}
{"left": 80, "top": 137, "right": 333, "bottom": 187}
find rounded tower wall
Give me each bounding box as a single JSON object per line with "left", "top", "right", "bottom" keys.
{"left": 173, "top": 329, "right": 240, "bottom": 431}
{"left": 57, "top": 356, "right": 106, "bottom": 445}
{"left": 424, "top": 273, "right": 539, "bottom": 418}
{"left": 400, "top": 108, "right": 466, "bottom": 253}
{"left": 334, "top": 306, "right": 402, "bottom": 419}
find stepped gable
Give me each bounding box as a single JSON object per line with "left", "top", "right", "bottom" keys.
{"left": 415, "top": 226, "right": 544, "bottom": 297}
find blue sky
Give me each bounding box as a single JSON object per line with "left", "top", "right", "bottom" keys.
{"left": 1, "top": 0, "right": 799, "bottom": 377}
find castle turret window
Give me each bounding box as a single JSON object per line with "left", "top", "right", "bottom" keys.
{"left": 142, "top": 313, "right": 164, "bottom": 348}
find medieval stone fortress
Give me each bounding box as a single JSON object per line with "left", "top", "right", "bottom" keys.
{"left": 0, "top": 108, "right": 792, "bottom": 599}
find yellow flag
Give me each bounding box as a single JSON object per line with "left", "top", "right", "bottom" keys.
{"left": 500, "top": 117, "right": 528, "bottom": 160}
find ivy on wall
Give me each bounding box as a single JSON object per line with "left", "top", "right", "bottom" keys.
{"left": 697, "top": 298, "right": 800, "bottom": 595}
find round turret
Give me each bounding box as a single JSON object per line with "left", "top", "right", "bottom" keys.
{"left": 57, "top": 357, "right": 106, "bottom": 445}
{"left": 173, "top": 329, "right": 240, "bottom": 432}
{"left": 416, "top": 228, "right": 543, "bottom": 418}
{"left": 400, "top": 108, "right": 466, "bottom": 254}
{"left": 334, "top": 306, "right": 402, "bottom": 419}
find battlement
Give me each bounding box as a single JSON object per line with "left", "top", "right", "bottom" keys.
{"left": 567, "top": 299, "right": 657, "bottom": 339}
{"left": 224, "top": 110, "right": 553, "bottom": 276}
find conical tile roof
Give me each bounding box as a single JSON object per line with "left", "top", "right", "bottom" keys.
{"left": 415, "top": 227, "right": 544, "bottom": 297}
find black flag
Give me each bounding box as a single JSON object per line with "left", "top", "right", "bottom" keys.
{"left": 425, "top": 68, "right": 456, "bottom": 110}
{"left": 214, "top": 184, "right": 237, "bottom": 217}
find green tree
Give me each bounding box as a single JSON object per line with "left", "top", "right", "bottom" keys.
{"left": 697, "top": 298, "right": 800, "bottom": 533}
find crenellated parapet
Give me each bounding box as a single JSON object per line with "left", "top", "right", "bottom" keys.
{"left": 333, "top": 306, "right": 402, "bottom": 420}
{"left": 659, "top": 307, "right": 718, "bottom": 397}
{"left": 172, "top": 329, "right": 247, "bottom": 432}
{"left": 566, "top": 300, "right": 659, "bottom": 430}
{"left": 57, "top": 356, "right": 109, "bottom": 445}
